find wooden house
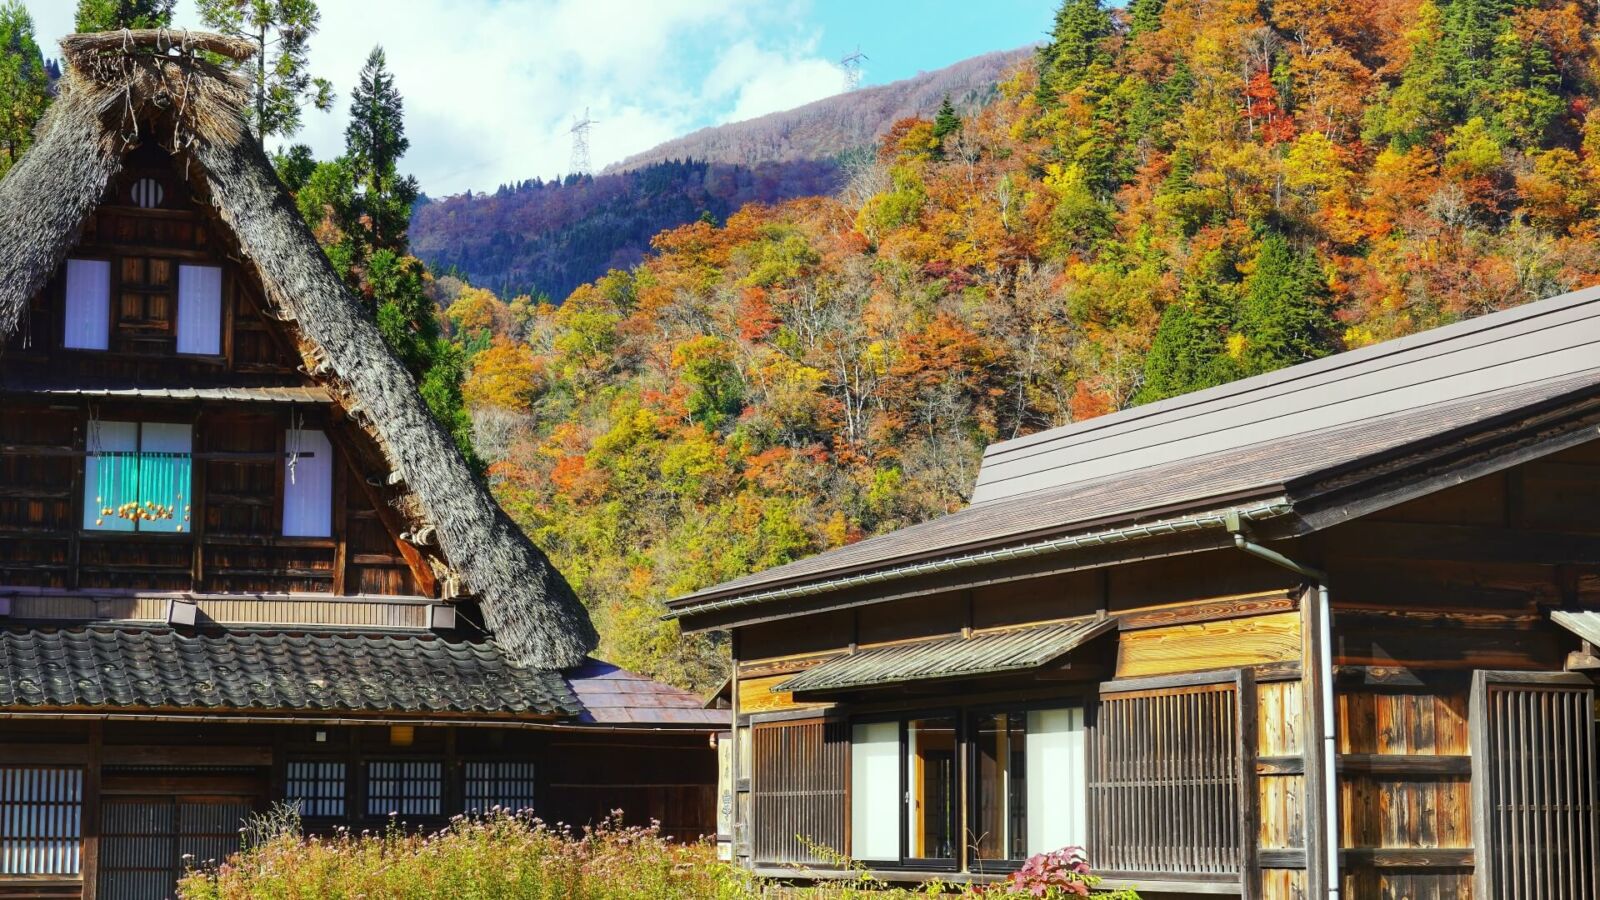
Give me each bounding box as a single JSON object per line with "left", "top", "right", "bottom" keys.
{"left": 0, "top": 31, "right": 723, "bottom": 900}
{"left": 672, "top": 272, "right": 1600, "bottom": 897}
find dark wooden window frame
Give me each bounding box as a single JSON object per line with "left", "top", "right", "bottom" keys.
{"left": 54, "top": 246, "right": 231, "bottom": 364}
{"left": 1469, "top": 669, "right": 1599, "bottom": 900}
{"left": 1089, "top": 667, "right": 1257, "bottom": 888}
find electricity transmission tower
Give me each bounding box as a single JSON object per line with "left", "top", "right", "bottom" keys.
{"left": 840, "top": 46, "right": 867, "bottom": 92}
{"left": 570, "top": 107, "right": 596, "bottom": 176}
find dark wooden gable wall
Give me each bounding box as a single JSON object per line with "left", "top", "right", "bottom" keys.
{"left": 0, "top": 142, "right": 438, "bottom": 599}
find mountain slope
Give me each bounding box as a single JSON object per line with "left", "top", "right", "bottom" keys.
{"left": 604, "top": 47, "right": 1032, "bottom": 172}
{"left": 410, "top": 48, "right": 1032, "bottom": 300}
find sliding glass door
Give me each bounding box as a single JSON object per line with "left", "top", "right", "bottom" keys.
{"left": 849, "top": 706, "right": 1085, "bottom": 872}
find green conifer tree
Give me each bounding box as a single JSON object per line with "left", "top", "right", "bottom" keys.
{"left": 1235, "top": 233, "right": 1336, "bottom": 376}
{"left": 932, "top": 95, "right": 962, "bottom": 142}
{"left": 74, "top": 0, "right": 175, "bottom": 31}
{"left": 1037, "top": 0, "right": 1113, "bottom": 102}
{"left": 345, "top": 46, "right": 419, "bottom": 255}
{"left": 197, "top": 0, "right": 335, "bottom": 143}
{"left": 1135, "top": 280, "right": 1241, "bottom": 404}
{"left": 0, "top": 1, "right": 49, "bottom": 177}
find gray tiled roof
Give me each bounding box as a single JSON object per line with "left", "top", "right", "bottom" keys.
{"left": 0, "top": 626, "right": 580, "bottom": 717}
{"left": 776, "top": 616, "right": 1116, "bottom": 693}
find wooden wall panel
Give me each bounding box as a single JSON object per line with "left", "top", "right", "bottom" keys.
{"left": 1258, "top": 680, "right": 1305, "bottom": 859}
{"left": 736, "top": 674, "right": 831, "bottom": 716}
{"left": 1115, "top": 611, "right": 1301, "bottom": 679}
{"left": 1338, "top": 688, "right": 1474, "bottom": 900}
{"left": 1259, "top": 868, "right": 1307, "bottom": 900}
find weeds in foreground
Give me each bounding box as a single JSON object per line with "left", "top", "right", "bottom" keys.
{"left": 177, "top": 806, "right": 1138, "bottom": 899}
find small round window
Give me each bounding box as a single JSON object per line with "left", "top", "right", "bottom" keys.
{"left": 131, "top": 177, "right": 164, "bottom": 209}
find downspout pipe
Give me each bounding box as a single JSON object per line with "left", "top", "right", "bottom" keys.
{"left": 1226, "top": 514, "right": 1339, "bottom": 900}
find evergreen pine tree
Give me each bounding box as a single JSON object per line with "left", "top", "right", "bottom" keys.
{"left": 932, "top": 95, "right": 962, "bottom": 142}
{"left": 1437, "top": 0, "right": 1510, "bottom": 121}
{"left": 0, "top": 1, "right": 49, "bottom": 177}
{"left": 1235, "top": 233, "right": 1336, "bottom": 376}
{"left": 197, "top": 0, "right": 335, "bottom": 143}
{"left": 345, "top": 45, "right": 419, "bottom": 255}
{"left": 1037, "top": 0, "right": 1113, "bottom": 102}
{"left": 1127, "top": 0, "right": 1165, "bottom": 37}
{"left": 1135, "top": 280, "right": 1241, "bottom": 404}
{"left": 74, "top": 0, "right": 174, "bottom": 31}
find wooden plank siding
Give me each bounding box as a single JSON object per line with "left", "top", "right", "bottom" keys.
{"left": 1115, "top": 611, "right": 1302, "bottom": 679}
{"left": 748, "top": 719, "right": 847, "bottom": 866}
{"left": 1257, "top": 679, "right": 1306, "bottom": 899}
{"left": 1336, "top": 687, "right": 1474, "bottom": 898}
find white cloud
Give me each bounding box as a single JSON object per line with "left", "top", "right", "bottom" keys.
{"left": 25, "top": 0, "right": 846, "bottom": 195}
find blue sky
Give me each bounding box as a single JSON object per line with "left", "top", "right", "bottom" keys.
{"left": 25, "top": 1, "right": 1054, "bottom": 196}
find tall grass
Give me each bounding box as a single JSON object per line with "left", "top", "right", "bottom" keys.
{"left": 177, "top": 807, "right": 1138, "bottom": 899}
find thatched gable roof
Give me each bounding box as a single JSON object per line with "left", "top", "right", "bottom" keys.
{"left": 0, "top": 30, "right": 597, "bottom": 670}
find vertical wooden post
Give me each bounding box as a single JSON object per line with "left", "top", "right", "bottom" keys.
{"left": 331, "top": 434, "right": 348, "bottom": 596}
{"left": 444, "top": 728, "right": 462, "bottom": 818}
{"left": 1300, "top": 585, "right": 1331, "bottom": 899}
{"left": 1237, "top": 668, "right": 1261, "bottom": 900}
{"left": 81, "top": 722, "right": 103, "bottom": 900}
{"left": 1467, "top": 671, "right": 1491, "bottom": 900}
{"left": 69, "top": 406, "right": 85, "bottom": 591}
{"left": 190, "top": 410, "right": 207, "bottom": 591}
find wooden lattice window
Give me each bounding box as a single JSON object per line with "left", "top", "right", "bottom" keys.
{"left": 1470, "top": 671, "right": 1599, "bottom": 900}
{"left": 749, "top": 718, "right": 847, "bottom": 865}
{"left": 284, "top": 761, "right": 346, "bottom": 818}
{"left": 1090, "top": 677, "right": 1244, "bottom": 876}
{"left": 464, "top": 762, "right": 538, "bottom": 813}
{"left": 0, "top": 767, "right": 83, "bottom": 876}
{"left": 365, "top": 761, "right": 442, "bottom": 818}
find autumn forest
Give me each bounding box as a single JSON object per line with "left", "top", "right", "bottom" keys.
{"left": 8, "top": 0, "right": 1600, "bottom": 692}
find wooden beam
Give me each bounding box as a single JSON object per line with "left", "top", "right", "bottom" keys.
{"left": 1341, "top": 848, "right": 1473, "bottom": 868}
{"left": 1324, "top": 521, "right": 1600, "bottom": 566}
{"left": 1337, "top": 754, "right": 1472, "bottom": 776}
{"left": 81, "top": 723, "right": 101, "bottom": 900}
{"left": 1237, "top": 668, "right": 1261, "bottom": 900}
{"left": 324, "top": 426, "right": 437, "bottom": 598}
{"left": 1299, "top": 586, "right": 1330, "bottom": 900}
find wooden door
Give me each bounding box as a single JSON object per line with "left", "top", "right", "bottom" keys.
{"left": 95, "top": 768, "right": 261, "bottom": 900}
{"left": 1470, "top": 671, "right": 1600, "bottom": 900}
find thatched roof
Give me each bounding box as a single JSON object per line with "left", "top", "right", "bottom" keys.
{"left": 0, "top": 30, "right": 598, "bottom": 670}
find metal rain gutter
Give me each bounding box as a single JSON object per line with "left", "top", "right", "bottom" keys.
{"left": 666, "top": 496, "right": 1296, "bottom": 620}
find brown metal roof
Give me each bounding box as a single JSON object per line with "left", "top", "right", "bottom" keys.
{"left": 775, "top": 615, "right": 1115, "bottom": 693}
{"left": 974, "top": 285, "right": 1600, "bottom": 503}
{"left": 563, "top": 659, "right": 729, "bottom": 728}
{"left": 674, "top": 368, "right": 1600, "bottom": 612}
